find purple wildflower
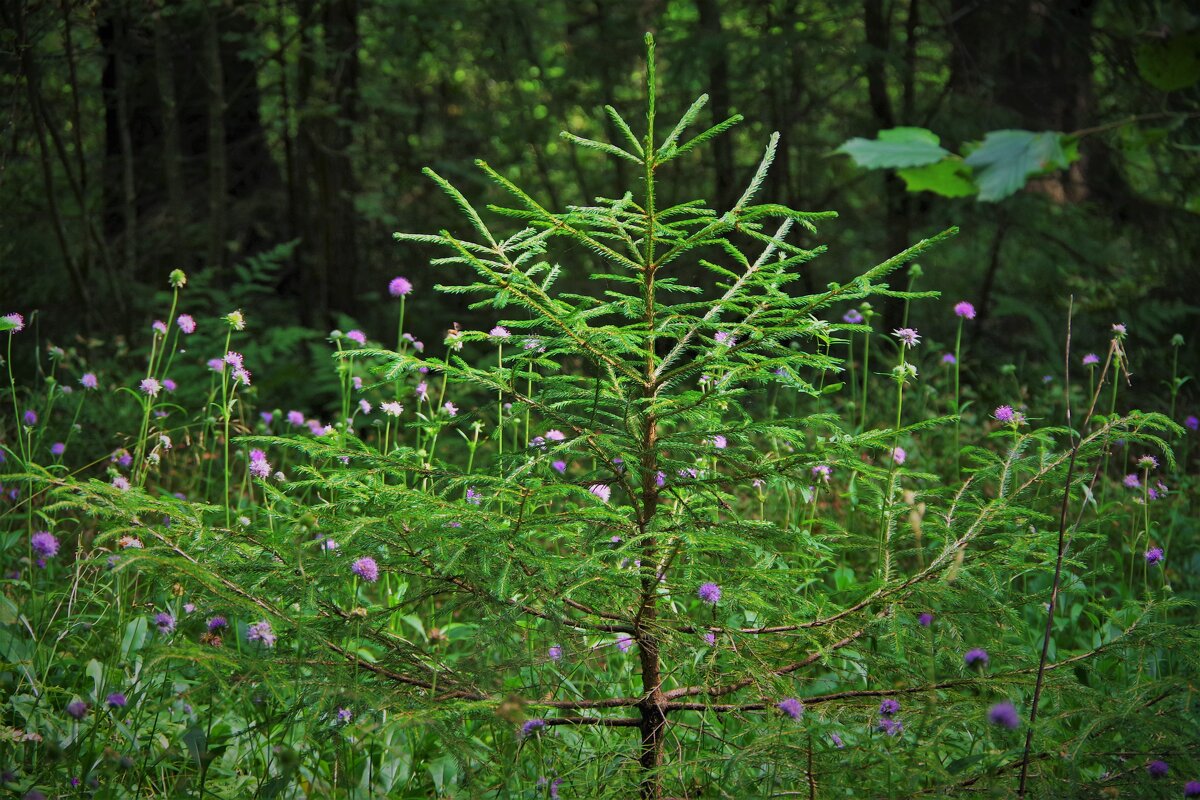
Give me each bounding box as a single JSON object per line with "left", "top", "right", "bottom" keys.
{"left": 1186, "top": 781, "right": 1200, "bottom": 798}
{"left": 140, "top": 377, "right": 162, "bottom": 397}
{"left": 466, "top": 487, "right": 482, "bottom": 505}
{"left": 812, "top": 464, "right": 831, "bottom": 482}
{"left": 224, "top": 351, "right": 244, "bottom": 369}
{"left": 616, "top": 634, "right": 633, "bottom": 652}
{"left": 22, "top": 409, "right": 37, "bottom": 426}
{"left": 80, "top": 372, "right": 98, "bottom": 389}
{"left": 154, "top": 612, "right": 175, "bottom": 634}
{"left": 843, "top": 309, "right": 864, "bottom": 324}
{"left": 417, "top": 381, "right": 429, "bottom": 401}
{"left": 152, "top": 320, "right": 168, "bottom": 335}
{"left": 964, "top": 648, "right": 990, "bottom": 668}
{"left": 1082, "top": 353, "right": 1100, "bottom": 366}
{"left": 1185, "top": 414, "right": 1199, "bottom": 431}
{"left": 655, "top": 470, "right": 666, "bottom": 487}
{"left": 892, "top": 327, "right": 920, "bottom": 347}
{"left": 1123, "top": 474, "right": 1140, "bottom": 489}
{"left": 891, "top": 447, "right": 907, "bottom": 465}
{"left": 697, "top": 582, "right": 722, "bottom": 605}
{"left": 987, "top": 701, "right": 1020, "bottom": 729}
{"left": 552, "top": 460, "right": 567, "bottom": 474}
{"left": 1138, "top": 455, "right": 1159, "bottom": 470}
{"left": 1147, "top": 760, "right": 1169, "bottom": 778}
{"left": 247, "top": 620, "right": 276, "bottom": 647}
{"left": 545, "top": 430, "right": 565, "bottom": 442}
{"left": 490, "top": 325, "right": 511, "bottom": 339}
{"left": 777, "top": 698, "right": 804, "bottom": 720}
{"left": 443, "top": 401, "right": 458, "bottom": 416}
{"left": 106, "top": 692, "right": 127, "bottom": 709}
{"left": 207, "top": 358, "right": 224, "bottom": 372}
{"left": 942, "top": 353, "right": 956, "bottom": 364}
{"left": 351, "top": 557, "right": 379, "bottom": 582}
{"left": 878, "top": 718, "right": 904, "bottom": 736}
{"left": 918, "top": 612, "right": 933, "bottom": 627}
{"left": 66, "top": 700, "right": 88, "bottom": 720}
{"left": 548, "top": 645, "right": 563, "bottom": 661}
{"left": 177, "top": 314, "right": 196, "bottom": 334}
{"left": 208, "top": 616, "right": 227, "bottom": 631}
{"left": 830, "top": 732, "right": 845, "bottom": 748}
{"left": 382, "top": 401, "right": 403, "bottom": 416}
{"left": 249, "top": 453, "right": 271, "bottom": 480}
{"left": 589, "top": 484, "right": 611, "bottom": 503}
{"left": 1145, "top": 547, "right": 1164, "bottom": 565}
{"left": 521, "top": 718, "right": 547, "bottom": 737}
{"left": 703, "top": 632, "right": 716, "bottom": 646}
{"left": 31, "top": 531, "right": 59, "bottom": 559}
{"left": 345, "top": 329, "right": 367, "bottom": 345}
{"left": 711, "top": 434, "right": 727, "bottom": 449}
{"left": 163, "top": 378, "right": 177, "bottom": 392}
{"left": 336, "top": 708, "right": 352, "bottom": 724}
{"left": 954, "top": 301, "right": 976, "bottom": 319}
{"left": 993, "top": 405, "right": 1014, "bottom": 423}
{"left": 2, "top": 312, "right": 24, "bottom": 333}
{"left": 1111, "top": 322, "right": 1127, "bottom": 337}
{"left": 879, "top": 699, "right": 900, "bottom": 717}
{"left": 389, "top": 276, "right": 413, "bottom": 297}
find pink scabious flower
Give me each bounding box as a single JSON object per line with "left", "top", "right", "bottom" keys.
{"left": 1137, "top": 455, "right": 1159, "bottom": 470}
{"left": 381, "top": 401, "right": 403, "bottom": 417}
{"left": 224, "top": 351, "right": 244, "bottom": 369}
{"left": 1111, "top": 322, "right": 1127, "bottom": 337}
{"left": 352, "top": 376, "right": 364, "bottom": 391}
{"left": 777, "top": 698, "right": 804, "bottom": 720}
{"left": 711, "top": 435, "right": 727, "bottom": 449}
{"left": 697, "top": 582, "right": 721, "bottom": 605}
{"left": 1082, "top": 353, "right": 1099, "bottom": 366}
{"left": 879, "top": 699, "right": 900, "bottom": 717}
{"left": 140, "top": 378, "right": 162, "bottom": 397}
{"left": 714, "top": 331, "right": 735, "bottom": 347}
{"left": 345, "top": 329, "right": 367, "bottom": 346}
{"left": 443, "top": 401, "right": 458, "bottom": 417}
{"left": 1123, "top": 473, "right": 1140, "bottom": 489}
{"left": 154, "top": 612, "right": 175, "bottom": 634}
{"left": 616, "top": 634, "right": 633, "bottom": 652}
{"left": 152, "top": 320, "right": 168, "bottom": 335}
{"left": 954, "top": 301, "right": 976, "bottom": 319}
{"left": 176, "top": 314, "right": 196, "bottom": 334}
{"left": 112, "top": 476, "right": 131, "bottom": 491}
{"left": 878, "top": 718, "right": 904, "bottom": 737}
{"left": 351, "top": 556, "right": 379, "bottom": 582}
{"left": 890, "top": 447, "right": 907, "bottom": 465}
{"left": 66, "top": 700, "right": 88, "bottom": 720}
{"left": 918, "top": 612, "right": 934, "bottom": 627}
{"left": 232, "top": 367, "right": 251, "bottom": 386}
{"left": 1145, "top": 547, "right": 1164, "bottom": 565}
{"left": 545, "top": 429, "right": 565, "bottom": 442}
{"left": 993, "top": 405, "right": 1015, "bottom": 424}
{"left": 336, "top": 708, "right": 352, "bottom": 724}
{"left": 80, "top": 372, "right": 98, "bottom": 389}
{"left": 207, "top": 358, "right": 224, "bottom": 372}
{"left": 489, "top": 326, "right": 511, "bottom": 339}
{"left": 703, "top": 632, "right": 716, "bottom": 646}
{"left": 106, "top": 692, "right": 128, "bottom": 708}
{"left": 552, "top": 460, "right": 567, "bottom": 474}
{"left": 842, "top": 308, "right": 864, "bottom": 324}
{"left": 248, "top": 450, "right": 271, "bottom": 479}
{"left": 246, "top": 620, "right": 276, "bottom": 647}
{"left": 1147, "top": 760, "right": 1169, "bottom": 778}
{"left": 589, "top": 484, "right": 611, "bottom": 503}
{"left": 548, "top": 645, "right": 563, "bottom": 661}
{"left": 942, "top": 353, "right": 956, "bottom": 365}
{"left": 466, "top": 487, "right": 483, "bottom": 505}
{"left": 1185, "top": 415, "right": 1199, "bottom": 431}
{"left": 416, "top": 382, "right": 429, "bottom": 402}
{"left": 23, "top": 409, "right": 37, "bottom": 426}
{"left": 358, "top": 399, "right": 372, "bottom": 415}
{"left": 389, "top": 276, "right": 413, "bottom": 297}
{"left": 31, "top": 531, "right": 59, "bottom": 559}
{"left": 225, "top": 310, "right": 246, "bottom": 330}
{"left": 812, "top": 464, "right": 832, "bottom": 482}
{"left": 50, "top": 442, "right": 65, "bottom": 456}
{"left": 892, "top": 327, "right": 920, "bottom": 348}
{"left": 2, "top": 312, "right": 24, "bottom": 332}
{"left": 287, "top": 410, "right": 305, "bottom": 427}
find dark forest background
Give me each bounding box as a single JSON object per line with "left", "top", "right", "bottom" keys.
{"left": 1, "top": 0, "right": 1197, "bottom": 412}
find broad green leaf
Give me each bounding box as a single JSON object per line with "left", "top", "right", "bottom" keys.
{"left": 963, "top": 130, "right": 1073, "bottom": 202}
{"left": 835, "top": 127, "right": 949, "bottom": 169}
{"left": 896, "top": 159, "right": 978, "bottom": 198}
{"left": 1135, "top": 34, "right": 1200, "bottom": 91}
